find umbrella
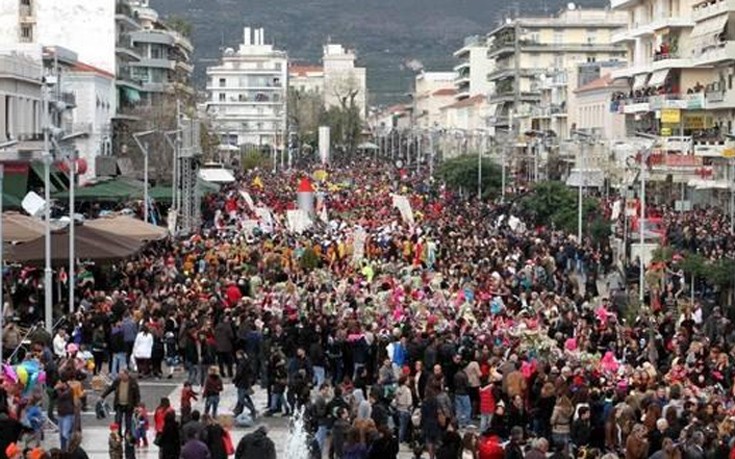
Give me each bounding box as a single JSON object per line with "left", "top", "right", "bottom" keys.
{"left": 6, "top": 225, "right": 144, "bottom": 264}
{"left": 85, "top": 215, "right": 169, "bottom": 242}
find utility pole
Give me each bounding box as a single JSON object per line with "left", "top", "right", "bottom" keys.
{"left": 68, "top": 149, "right": 76, "bottom": 314}
{"left": 42, "top": 83, "right": 53, "bottom": 333}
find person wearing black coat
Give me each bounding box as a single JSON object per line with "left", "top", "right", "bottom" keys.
{"left": 157, "top": 411, "right": 180, "bottom": 459}
{"left": 201, "top": 416, "right": 228, "bottom": 459}
{"left": 235, "top": 426, "right": 276, "bottom": 459}
{"left": 367, "top": 425, "right": 399, "bottom": 459}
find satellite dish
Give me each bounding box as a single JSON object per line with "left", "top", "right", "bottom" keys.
{"left": 567, "top": 2, "right": 576, "bottom": 10}
{"left": 224, "top": 47, "right": 235, "bottom": 56}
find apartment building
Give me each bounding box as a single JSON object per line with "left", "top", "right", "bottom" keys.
{"left": 486, "top": 7, "right": 627, "bottom": 136}
{"left": 129, "top": 0, "right": 195, "bottom": 105}
{"left": 611, "top": 0, "right": 735, "bottom": 195}
{"left": 453, "top": 35, "right": 494, "bottom": 101}
{"left": 205, "top": 27, "right": 288, "bottom": 149}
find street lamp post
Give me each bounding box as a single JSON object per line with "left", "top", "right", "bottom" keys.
{"left": 42, "top": 83, "right": 53, "bottom": 333}
{"left": 633, "top": 132, "right": 657, "bottom": 304}
{"left": 68, "top": 149, "right": 76, "bottom": 314}
{"left": 572, "top": 130, "right": 595, "bottom": 243}
{"left": 132, "top": 130, "right": 156, "bottom": 224}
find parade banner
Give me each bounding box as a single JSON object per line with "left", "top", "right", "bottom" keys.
{"left": 239, "top": 190, "right": 255, "bottom": 211}
{"left": 391, "top": 194, "right": 415, "bottom": 226}
{"left": 254, "top": 206, "right": 274, "bottom": 233}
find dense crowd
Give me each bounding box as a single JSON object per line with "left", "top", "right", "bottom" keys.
{"left": 0, "top": 158, "right": 734, "bottom": 459}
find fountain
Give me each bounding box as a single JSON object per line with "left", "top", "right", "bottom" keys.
{"left": 284, "top": 406, "right": 312, "bottom": 459}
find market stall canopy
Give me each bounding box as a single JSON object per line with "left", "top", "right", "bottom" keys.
{"left": 6, "top": 224, "right": 144, "bottom": 264}
{"left": 2, "top": 212, "right": 44, "bottom": 243}
{"left": 85, "top": 215, "right": 168, "bottom": 242}
{"left": 53, "top": 177, "right": 144, "bottom": 202}
{"left": 146, "top": 178, "right": 220, "bottom": 202}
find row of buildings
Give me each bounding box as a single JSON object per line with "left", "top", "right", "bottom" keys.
{"left": 204, "top": 28, "right": 367, "bottom": 149}
{"left": 0, "top": 0, "right": 195, "bottom": 188}
{"left": 374, "top": 0, "right": 735, "bottom": 204}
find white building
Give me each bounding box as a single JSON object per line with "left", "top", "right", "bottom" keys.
{"left": 288, "top": 44, "right": 368, "bottom": 118}
{"left": 0, "top": 0, "right": 118, "bottom": 76}
{"left": 0, "top": 49, "right": 42, "bottom": 142}
{"left": 322, "top": 44, "right": 367, "bottom": 118}
{"left": 206, "top": 27, "right": 288, "bottom": 148}
{"left": 453, "top": 35, "right": 494, "bottom": 101}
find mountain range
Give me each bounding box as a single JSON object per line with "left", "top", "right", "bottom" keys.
{"left": 153, "top": 0, "right": 606, "bottom": 106}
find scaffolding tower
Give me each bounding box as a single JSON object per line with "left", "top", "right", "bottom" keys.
{"left": 176, "top": 117, "right": 202, "bottom": 235}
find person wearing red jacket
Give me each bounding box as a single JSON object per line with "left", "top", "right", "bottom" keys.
{"left": 477, "top": 431, "right": 504, "bottom": 459}
{"left": 153, "top": 397, "right": 174, "bottom": 438}
{"left": 225, "top": 280, "right": 242, "bottom": 308}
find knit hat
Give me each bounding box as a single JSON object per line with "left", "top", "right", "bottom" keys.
{"left": 5, "top": 443, "right": 20, "bottom": 459}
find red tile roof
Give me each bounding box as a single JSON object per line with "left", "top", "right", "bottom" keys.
{"left": 574, "top": 74, "right": 618, "bottom": 93}
{"left": 289, "top": 65, "right": 323, "bottom": 76}
{"left": 71, "top": 62, "right": 115, "bottom": 79}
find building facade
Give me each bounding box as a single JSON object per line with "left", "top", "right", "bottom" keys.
{"left": 206, "top": 27, "right": 288, "bottom": 148}
{"left": 486, "top": 7, "right": 627, "bottom": 135}
{"left": 129, "top": 0, "right": 194, "bottom": 106}
{"left": 453, "top": 35, "right": 494, "bottom": 101}
{"left": 322, "top": 44, "right": 367, "bottom": 118}
{"left": 610, "top": 0, "right": 735, "bottom": 199}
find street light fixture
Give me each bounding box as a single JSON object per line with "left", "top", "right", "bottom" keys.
{"left": 571, "top": 130, "right": 595, "bottom": 244}
{"left": 132, "top": 130, "right": 157, "bottom": 224}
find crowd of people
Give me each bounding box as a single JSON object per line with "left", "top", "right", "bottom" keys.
{"left": 0, "top": 156, "right": 734, "bottom": 459}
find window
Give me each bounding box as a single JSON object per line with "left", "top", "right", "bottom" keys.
{"left": 587, "top": 55, "right": 597, "bottom": 63}
{"left": 554, "top": 30, "right": 563, "bottom": 45}
{"left": 529, "top": 32, "right": 540, "bottom": 44}
{"left": 218, "top": 93, "right": 225, "bottom": 102}
{"left": 274, "top": 62, "right": 282, "bottom": 70}
{"left": 219, "top": 78, "right": 226, "bottom": 87}
{"left": 20, "top": 25, "right": 32, "bottom": 42}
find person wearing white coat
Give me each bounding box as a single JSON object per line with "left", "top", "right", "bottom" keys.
{"left": 132, "top": 326, "right": 153, "bottom": 378}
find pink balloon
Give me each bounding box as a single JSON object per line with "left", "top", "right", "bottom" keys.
{"left": 37, "top": 371, "right": 46, "bottom": 384}
{"left": 3, "top": 364, "right": 17, "bottom": 383}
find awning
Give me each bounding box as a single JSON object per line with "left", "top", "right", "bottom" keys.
{"left": 29, "top": 161, "right": 69, "bottom": 193}
{"left": 688, "top": 178, "right": 731, "bottom": 190}
{"left": 691, "top": 14, "right": 728, "bottom": 38}
{"left": 53, "top": 177, "right": 144, "bottom": 202}
{"left": 1, "top": 163, "right": 29, "bottom": 208}
{"left": 648, "top": 69, "right": 670, "bottom": 87}
{"left": 147, "top": 178, "right": 220, "bottom": 202}
{"left": 566, "top": 169, "right": 605, "bottom": 188}
{"left": 633, "top": 73, "right": 650, "bottom": 89}
{"left": 198, "top": 168, "right": 236, "bottom": 183}
{"left": 86, "top": 215, "right": 168, "bottom": 242}
{"left": 357, "top": 142, "right": 379, "bottom": 150}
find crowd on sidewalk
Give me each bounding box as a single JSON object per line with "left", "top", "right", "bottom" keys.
{"left": 0, "top": 158, "right": 733, "bottom": 459}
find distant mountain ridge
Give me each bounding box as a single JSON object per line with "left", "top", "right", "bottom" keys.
{"left": 154, "top": 0, "right": 606, "bottom": 105}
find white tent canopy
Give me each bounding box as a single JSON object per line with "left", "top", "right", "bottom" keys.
{"left": 198, "top": 168, "right": 236, "bottom": 183}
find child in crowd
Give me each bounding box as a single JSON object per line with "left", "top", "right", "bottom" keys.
{"left": 478, "top": 376, "right": 495, "bottom": 434}
{"left": 133, "top": 403, "right": 149, "bottom": 448}
{"left": 203, "top": 366, "right": 223, "bottom": 418}
{"left": 109, "top": 422, "right": 123, "bottom": 459}
{"left": 180, "top": 381, "right": 198, "bottom": 424}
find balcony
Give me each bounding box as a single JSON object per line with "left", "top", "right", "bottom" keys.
{"left": 453, "top": 61, "right": 470, "bottom": 73}
{"left": 692, "top": 0, "right": 735, "bottom": 22}
{"left": 454, "top": 72, "right": 470, "bottom": 84}
{"left": 691, "top": 41, "right": 735, "bottom": 67}
{"left": 115, "top": 1, "right": 140, "bottom": 29}
{"left": 116, "top": 35, "right": 142, "bottom": 61}
{"left": 486, "top": 64, "right": 515, "bottom": 81}
{"left": 0, "top": 55, "right": 42, "bottom": 82}
{"left": 489, "top": 89, "right": 540, "bottom": 104}
{"left": 706, "top": 89, "right": 735, "bottom": 108}
{"left": 487, "top": 39, "right": 515, "bottom": 58}
{"left": 131, "top": 58, "right": 175, "bottom": 70}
